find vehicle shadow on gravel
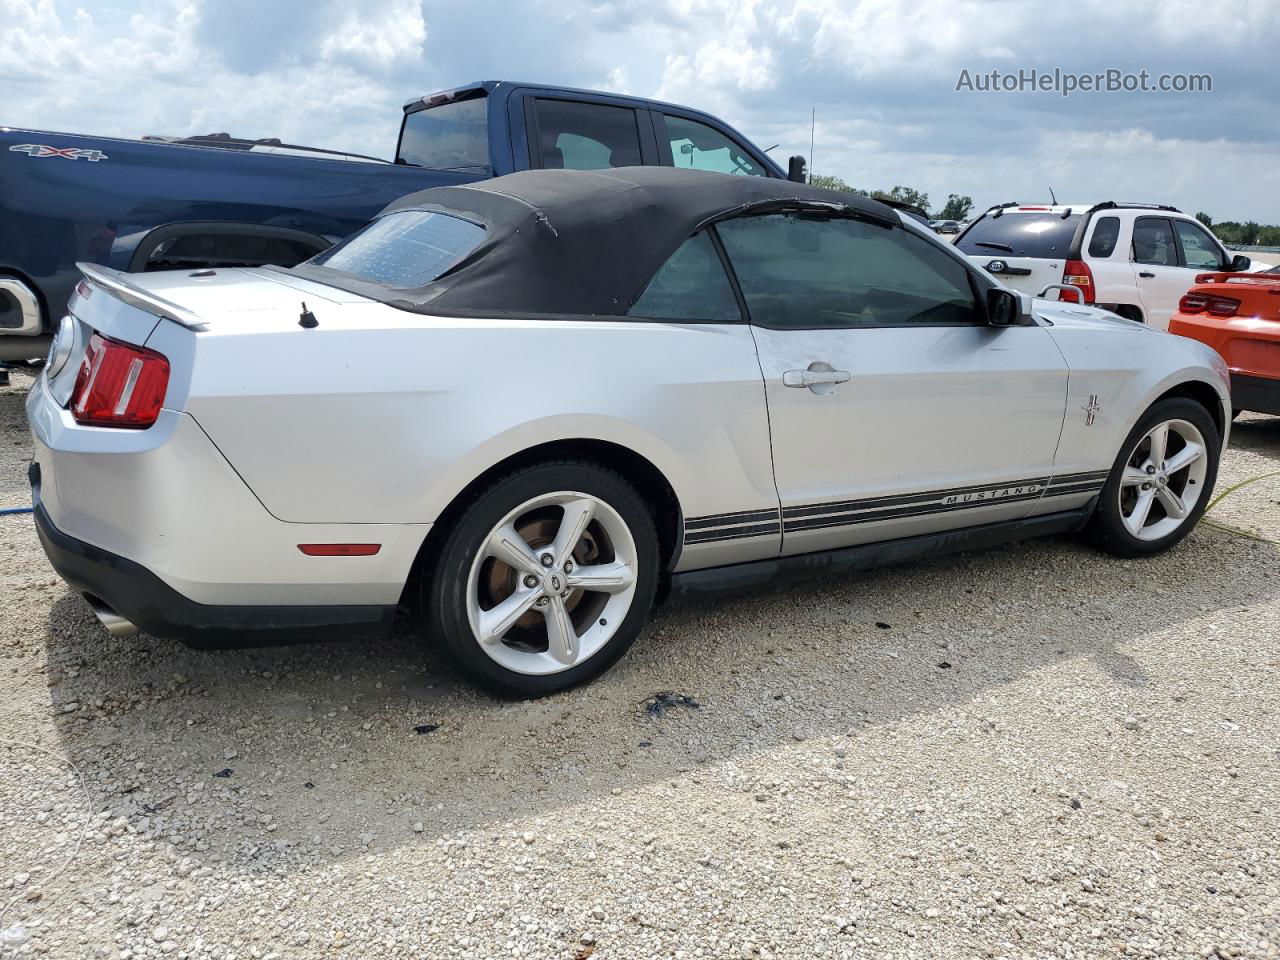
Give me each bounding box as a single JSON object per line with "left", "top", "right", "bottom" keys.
{"left": 1228, "top": 412, "right": 1280, "bottom": 457}
{"left": 39, "top": 520, "right": 1280, "bottom": 874}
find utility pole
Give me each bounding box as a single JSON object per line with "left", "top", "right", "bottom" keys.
{"left": 808, "top": 108, "right": 815, "bottom": 184}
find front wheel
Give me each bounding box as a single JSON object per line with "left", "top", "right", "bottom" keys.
{"left": 1086, "top": 397, "right": 1220, "bottom": 557}
{"left": 423, "top": 461, "right": 659, "bottom": 697}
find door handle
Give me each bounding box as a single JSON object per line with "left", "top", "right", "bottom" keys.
{"left": 783, "top": 362, "right": 851, "bottom": 394}
{"left": 1138, "top": 271, "right": 1156, "bottom": 278}
{"left": 783, "top": 369, "right": 850, "bottom": 387}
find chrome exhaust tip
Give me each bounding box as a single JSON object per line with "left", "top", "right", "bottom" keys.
{"left": 85, "top": 597, "right": 138, "bottom": 638}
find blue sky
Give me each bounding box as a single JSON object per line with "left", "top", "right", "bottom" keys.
{"left": 4, "top": 0, "right": 1279, "bottom": 221}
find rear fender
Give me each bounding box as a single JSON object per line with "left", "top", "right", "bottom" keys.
{"left": 412, "top": 413, "right": 693, "bottom": 526}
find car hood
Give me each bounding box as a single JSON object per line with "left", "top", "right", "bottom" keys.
{"left": 1030, "top": 299, "right": 1156, "bottom": 334}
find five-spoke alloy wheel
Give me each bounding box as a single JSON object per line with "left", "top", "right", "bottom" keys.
{"left": 1117, "top": 418, "right": 1209, "bottom": 541}
{"left": 1088, "top": 397, "right": 1221, "bottom": 557}
{"left": 424, "top": 461, "right": 658, "bottom": 697}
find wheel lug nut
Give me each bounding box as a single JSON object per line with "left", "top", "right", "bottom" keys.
{"left": 535, "top": 596, "right": 549, "bottom": 607}
{"left": 540, "top": 554, "right": 554, "bottom": 568}
{"left": 563, "top": 561, "right": 572, "bottom": 573}
{"left": 1146, "top": 465, "right": 1156, "bottom": 474}
{"left": 523, "top": 575, "right": 538, "bottom": 588}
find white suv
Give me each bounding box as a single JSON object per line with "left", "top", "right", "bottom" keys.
{"left": 955, "top": 202, "right": 1263, "bottom": 330}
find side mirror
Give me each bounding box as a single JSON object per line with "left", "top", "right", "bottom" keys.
{"left": 985, "top": 287, "right": 1027, "bottom": 326}
{"left": 1230, "top": 254, "right": 1251, "bottom": 272}
{"left": 787, "top": 155, "right": 807, "bottom": 183}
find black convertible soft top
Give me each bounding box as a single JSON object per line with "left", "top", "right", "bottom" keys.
{"left": 288, "top": 166, "right": 902, "bottom": 318}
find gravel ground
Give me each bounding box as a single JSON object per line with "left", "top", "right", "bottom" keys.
{"left": 1, "top": 364, "right": 1278, "bottom": 960}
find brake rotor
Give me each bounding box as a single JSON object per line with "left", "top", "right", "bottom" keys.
{"left": 482, "top": 511, "right": 601, "bottom": 632}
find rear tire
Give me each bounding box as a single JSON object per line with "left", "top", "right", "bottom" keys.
{"left": 1085, "top": 397, "right": 1220, "bottom": 557}
{"left": 422, "top": 461, "right": 659, "bottom": 698}
{"left": 1112, "top": 304, "right": 1145, "bottom": 324}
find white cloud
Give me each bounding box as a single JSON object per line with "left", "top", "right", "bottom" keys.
{"left": 0, "top": 0, "right": 1276, "bottom": 220}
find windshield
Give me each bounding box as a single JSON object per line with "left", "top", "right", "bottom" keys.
{"left": 956, "top": 213, "right": 1082, "bottom": 258}
{"left": 397, "top": 95, "right": 490, "bottom": 171}
{"left": 306, "top": 210, "right": 485, "bottom": 288}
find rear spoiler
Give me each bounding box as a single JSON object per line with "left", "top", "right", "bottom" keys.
{"left": 1193, "top": 271, "right": 1280, "bottom": 285}
{"left": 75, "top": 263, "right": 207, "bottom": 331}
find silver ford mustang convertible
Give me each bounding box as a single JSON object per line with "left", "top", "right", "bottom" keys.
{"left": 28, "top": 167, "right": 1230, "bottom": 696}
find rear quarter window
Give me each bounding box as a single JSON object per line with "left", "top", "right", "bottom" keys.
{"left": 1087, "top": 216, "right": 1121, "bottom": 258}
{"left": 956, "top": 213, "right": 1081, "bottom": 258}
{"left": 307, "top": 211, "right": 485, "bottom": 288}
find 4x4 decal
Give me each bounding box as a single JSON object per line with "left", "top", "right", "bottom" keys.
{"left": 9, "top": 144, "right": 109, "bottom": 162}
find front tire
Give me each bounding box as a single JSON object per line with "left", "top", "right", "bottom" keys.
{"left": 423, "top": 461, "right": 659, "bottom": 698}
{"left": 1086, "top": 397, "right": 1220, "bottom": 557}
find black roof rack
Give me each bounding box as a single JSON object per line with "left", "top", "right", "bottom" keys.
{"left": 1087, "top": 201, "right": 1182, "bottom": 214}
{"left": 979, "top": 200, "right": 1182, "bottom": 220}
{"left": 983, "top": 201, "right": 1021, "bottom": 219}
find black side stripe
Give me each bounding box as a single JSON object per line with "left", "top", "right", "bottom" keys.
{"left": 685, "top": 521, "right": 782, "bottom": 545}
{"left": 685, "top": 508, "right": 782, "bottom": 531}
{"left": 683, "top": 470, "right": 1110, "bottom": 545}
{"left": 782, "top": 477, "right": 1048, "bottom": 519}
{"left": 1049, "top": 470, "right": 1111, "bottom": 485}
{"left": 1044, "top": 481, "right": 1106, "bottom": 498}
{"left": 784, "top": 489, "right": 1051, "bottom": 533}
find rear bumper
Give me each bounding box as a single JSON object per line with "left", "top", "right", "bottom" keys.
{"left": 1230, "top": 373, "right": 1280, "bottom": 416}
{"left": 33, "top": 472, "right": 395, "bottom": 647}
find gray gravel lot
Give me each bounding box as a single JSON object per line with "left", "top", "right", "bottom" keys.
{"left": 1, "top": 364, "right": 1278, "bottom": 959}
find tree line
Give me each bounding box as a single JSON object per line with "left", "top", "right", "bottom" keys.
{"left": 1194, "top": 213, "right": 1280, "bottom": 248}
{"left": 808, "top": 175, "right": 973, "bottom": 221}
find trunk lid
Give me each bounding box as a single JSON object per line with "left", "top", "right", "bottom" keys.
{"left": 47, "top": 264, "right": 368, "bottom": 409}
{"left": 956, "top": 208, "right": 1085, "bottom": 301}
{"left": 968, "top": 255, "right": 1067, "bottom": 298}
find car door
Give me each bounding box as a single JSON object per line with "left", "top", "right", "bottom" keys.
{"left": 714, "top": 212, "right": 1070, "bottom": 556}
{"left": 1130, "top": 216, "right": 1187, "bottom": 330}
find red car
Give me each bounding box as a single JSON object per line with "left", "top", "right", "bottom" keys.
{"left": 1169, "top": 269, "right": 1280, "bottom": 416}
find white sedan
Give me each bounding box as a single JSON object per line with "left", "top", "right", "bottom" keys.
{"left": 28, "top": 167, "right": 1230, "bottom": 696}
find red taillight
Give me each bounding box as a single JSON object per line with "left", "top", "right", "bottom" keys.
{"left": 70, "top": 333, "right": 170, "bottom": 428}
{"left": 1061, "top": 259, "right": 1095, "bottom": 303}
{"left": 1178, "top": 293, "right": 1239, "bottom": 318}
{"left": 1206, "top": 295, "right": 1240, "bottom": 318}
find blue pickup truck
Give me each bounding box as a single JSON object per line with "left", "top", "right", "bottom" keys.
{"left": 0, "top": 80, "right": 804, "bottom": 360}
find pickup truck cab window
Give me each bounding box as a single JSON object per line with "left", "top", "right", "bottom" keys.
{"left": 398, "top": 96, "right": 490, "bottom": 172}
{"left": 662, "top": 114, "right": 767, "bottom": 176}
{"left": 716, "top": 213, "right": 980, "bottom": 329}
{"left": 628, "top": 232, "right": 741, "bottom": 322}
{"left": 308, "top": 211, "right": 485, "bottom": 288}
{"left": 531, "top": 99, "right": 643, "bottom": 170}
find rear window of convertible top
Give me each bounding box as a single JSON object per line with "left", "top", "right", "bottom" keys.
{"left": 308, "top": 210, "right": 485, "bottom": 288}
